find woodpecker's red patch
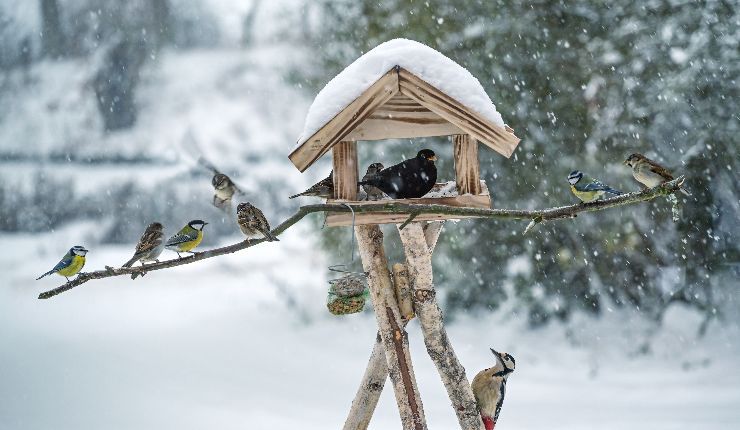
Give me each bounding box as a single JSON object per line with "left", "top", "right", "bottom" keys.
{"left": 482, "top": 415, "right": 495, "bottom": 430}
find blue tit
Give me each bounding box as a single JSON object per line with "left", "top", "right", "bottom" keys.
{"left": 165, "top": 220, "right": 208, "bottom": 257}
{"left": 122, "top": 222, "right": 165, "bottom": 267}
{"left": 567, "top": 170, "right": 622, "bottom": 203}
{"left": 36, "top": 245, "right": 88, "bottom": 282}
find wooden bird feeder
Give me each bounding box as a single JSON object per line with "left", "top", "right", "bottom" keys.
{"left": 290, "top": 62, "right": 520, "bottom": 227}
{"left": 290, "top": 40, "right": 521, "bottom": 430}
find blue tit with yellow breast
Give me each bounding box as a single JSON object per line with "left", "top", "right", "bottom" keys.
{"left": 165, "top": 220, "right": 208, "bottom": 257}
{"left": 36, "top": 245, "right": 89, "bottom": 282}
{"left": 567, "top": 170, "right": 622, "bottom": 203}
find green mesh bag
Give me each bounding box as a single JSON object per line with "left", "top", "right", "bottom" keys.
{"left": 327, "top": 273, "right": 369, "bottom": 315}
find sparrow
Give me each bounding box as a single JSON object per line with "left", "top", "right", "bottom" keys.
{"left": 624, "top": 153, "right": 690, "bottom": 195}
{"left": 198, "top": 157, "right": 245, "bottom": 210}
{"left": 361, "top": 162, "right": 385, "bottom": 201}
{"left": 567, "top": 170, "right": 622, "bottom": 203}
{"left": 471, "top": 349, "right": 516, "bottom": 430}
{"left": 36, "top": 245, "right": 89, "bottom": 282}
{"left": 165, "top": 220, "right": 208, "bottom": 257}
{"left": 237, "top": 202, "right": 279, "bottom": 242}
{"left": 289, "top": 171, "right": 334, "bottom": 199}
{"left": 122, "top": 222, "right": 165, "bottom": 267}
{"left": 359, "top": 149, "right": 438, "bottom": 199}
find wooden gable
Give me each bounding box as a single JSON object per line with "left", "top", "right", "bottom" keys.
{"left": 289, "top": 66, "right": 520, "bottom": 172}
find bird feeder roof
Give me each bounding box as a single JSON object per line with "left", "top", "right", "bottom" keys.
{"left": 289, "top": 39, "right": 521, "bottom": 172}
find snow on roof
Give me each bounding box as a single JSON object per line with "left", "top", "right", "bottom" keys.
{"left": 296, "top": 38, "right": 505, "bottom": 146}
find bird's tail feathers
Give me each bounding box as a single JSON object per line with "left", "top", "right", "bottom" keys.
{"left": 481, "top": 416, "right": 495, "bottom": 430}
{"left": 121, "top": 256, "right": 139, "bottom": 268}
{"left": 288, "top": 192, "right": 305, "bottom": 199}
{"left": 606, "top": 187, "right": 622, "bottom": 195}
{"left": 265, "top": 230, "right": 280, "bottom": 242}
{"left": 36, "top": 270, "right": 54, "bottom": 280}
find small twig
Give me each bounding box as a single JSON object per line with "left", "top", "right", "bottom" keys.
{"left": 37, "top": 177, "right": 684, "bottom": 300}
{"left": 523, "top": 216, "right": 543, "bottom": 235}
{"left": 398, "top": 212, "right": 419, "bottom": 230}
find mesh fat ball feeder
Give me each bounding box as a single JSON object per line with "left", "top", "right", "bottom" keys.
{"left": 289, "top": 38, "right": 521, "bottom": 227}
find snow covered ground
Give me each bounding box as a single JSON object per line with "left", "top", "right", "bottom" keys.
{"left": 1, "top": 224, "right": 739, "bottom": 430}
{"left": 1, "top": 4, "right": 738, "bottom": 428}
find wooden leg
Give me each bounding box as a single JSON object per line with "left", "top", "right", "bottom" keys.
{"left": 353, "top": 224, "right": 427, "bottom": 430}
{"left": 343, "top": 332, "right": 389, "bottom": 430}
{"left": 397, "top": 222, "right": 484, "bottom": 430}
{"left": 344, "top": 222, "right": 443, "bottom": 430}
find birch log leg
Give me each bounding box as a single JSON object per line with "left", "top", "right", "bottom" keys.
{"left": 344, "top": 222, "right": 443, "bottom": 430}
{"left": 343, "top": 332, "right": 390, "bottom": 430}
{"left": 397, "top": 222, "right": 484, "bottom": 430}
{"left": 353, "top": 224, "right": 427, "bottom": 430}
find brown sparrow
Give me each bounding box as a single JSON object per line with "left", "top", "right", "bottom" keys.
{"left": 237, "top": 202, "right": 279, "bottom": 242}
{"left": 624, "top": 153, "right": 690, "bottom": 195}
{"left": 289, "top": 171, "right": 334, "bottom": 199}
{"left": 361, "top": 162, "right": 385, "bottom": 201}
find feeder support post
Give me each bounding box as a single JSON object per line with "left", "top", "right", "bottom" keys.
{"left": 354, "top": 224, "right": 427, "bottom": 430}
{"left": 344, "top": 222, "right": 444, "bottom": 430}
{"left": 333, "top": 141, "right": 359, "bottom": 200}
{"left": 398, "top": 222, "right": 484, "bottom": 430}
{"left": 453, "top": 134, "right": 481, "bottom": 195}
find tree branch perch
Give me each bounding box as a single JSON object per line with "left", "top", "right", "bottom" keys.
{"left": 37, "top": 177, "right": 684, "bottom": 300}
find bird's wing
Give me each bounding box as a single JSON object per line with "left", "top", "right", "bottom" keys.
{"left": 252, "top": 207, "right": 269, "bottom": 225}
{"left": 645, "top": 160, "right": 674, "bottom": 180}
{"left": 197, "top": 156, "right": 221, "bottom": 175}
{"left": 51, "top": 254, "right": 74, "bottom": 272}
{"left": 577, "top": 180, "right": 612, "bottom": 192}
{"left": 136, "top": 230, "right": 164, "bottom": 254}
{"left": 166, "top": 230, "right": 196, "bottom": 246}
{"left": 232, "top": 182, "right": 246, "bottom": 196}
{"left": 254, "top": 211, "right": 278, "bottom": 241}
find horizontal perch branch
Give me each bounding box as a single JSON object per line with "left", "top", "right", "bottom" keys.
{"left": 38, "top": 177, "right": 684, "bottom": 300}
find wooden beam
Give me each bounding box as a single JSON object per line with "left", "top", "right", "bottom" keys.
{"left": 326, "top": 181, "right": 491, "bottom": 227}
{"left": 344, "top": 222, "right": 444, "bottom": 430}
{"left": 289, "top": 69, "right": 399, "bottom": 172}
{"left": 354, "top": 225, "right": 428, "bottom": 430}
{"left": 398, "top": 68, "right": 520, "bottom": 158}
{"left": 397, "top": 223, "right": 484, "bottom": 430}
{"left": 453, "top": 134, "right": 482, "bottom": 195}
{"left": 332, "top": 141, "right": 358, "bottom": 200}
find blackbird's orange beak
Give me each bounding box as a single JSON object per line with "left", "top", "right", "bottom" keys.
{"left": 429, "top": 155, "right": 438, "bottom": 162}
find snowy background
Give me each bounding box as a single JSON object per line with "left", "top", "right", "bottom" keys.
{"left": 1, "top": 1, "right": 739, "bottom": 429}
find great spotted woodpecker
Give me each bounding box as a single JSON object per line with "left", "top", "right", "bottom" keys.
{"left": 471, "top": 348, "right": 515, "bottom": 430}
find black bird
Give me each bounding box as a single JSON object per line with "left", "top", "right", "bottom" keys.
{"left": 359, "top": 149, "right": 437, "bottom": 199}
